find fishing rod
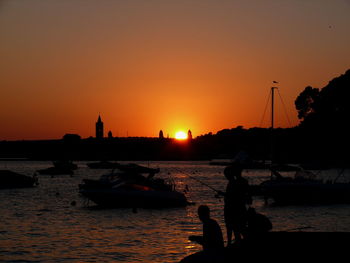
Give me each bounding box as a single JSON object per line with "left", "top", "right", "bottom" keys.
{"left": 172, "top": 167, "right": 221, "bottom": 194}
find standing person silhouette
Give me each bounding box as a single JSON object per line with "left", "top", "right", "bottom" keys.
{"left": 221, "top": 163, "right": 251, "bottom": 245}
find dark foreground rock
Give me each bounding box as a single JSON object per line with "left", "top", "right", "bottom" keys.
{"left": 179, "top": 232, "right": 350, "bottom": 262}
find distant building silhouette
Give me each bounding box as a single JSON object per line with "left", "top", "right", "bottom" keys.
{"left": 159, "top": 130, "right": 164, "bottom": 139}
{"left": 188, "top": 130, "right": 193, "bottom": 140}
{"left": 96, "top": 115, "right": 104, "bottom": 139}
{"left": 108, "top": 131, "right": 113, "bottom": 139}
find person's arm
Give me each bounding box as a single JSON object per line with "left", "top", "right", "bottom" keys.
{"left": 189, "top": 235, "right": 203, "bottom": 245}
{"left": 215, "top": 190, "right": 225, "bottom": 197}
{"left": 226, "top": 227, "right": 232, "bottom": 246}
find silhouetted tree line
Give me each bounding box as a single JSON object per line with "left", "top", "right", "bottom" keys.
{"left": 0, "top": 69, "right": 349, "bottom": 167}
{"left": 294, "top": 69, "right": 350, "bottom": 167}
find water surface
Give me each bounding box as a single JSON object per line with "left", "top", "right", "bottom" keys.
{"left": 1, "top": 161, "right": 350, "bottom": 262}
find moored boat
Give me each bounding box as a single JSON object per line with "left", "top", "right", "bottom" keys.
{"left": 79, "top": 163, "right": 188, "bottom": 208}
{"left": 259, "top": 87, "right": 350, "bottom": 205}
{"left": 260, "top": 169, "right": 350, "bottom": 205}
{"left": 37, "top": 166, "right": 74, "bottom": 175}
{"left": 37, "top": 160, "right": 76, "bottom": 175}
{"left": 0, "top": 170, "right": 38, "bottom": 189}
{"left": 53, "top": 160, "right": 78, "bottom": 170}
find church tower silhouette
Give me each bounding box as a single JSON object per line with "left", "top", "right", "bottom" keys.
{"left": 96, "top": 115, "right": 104, "bottom": 139}
{"left": 188, "top": 130, "right": 192, "bottom": 140}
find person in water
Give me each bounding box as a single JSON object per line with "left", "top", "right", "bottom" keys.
{"left": 189, "top": 205, "right": 224, "bottom": 252}
{"left": 220, "top": 163, "right": 252, "bottom": 245}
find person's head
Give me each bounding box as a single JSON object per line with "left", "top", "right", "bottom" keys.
{"left": 224, "top": 163, "right": 243, "bottom": 180}
{"left": 198, "top": 205, "right": 210, "bottom": 222}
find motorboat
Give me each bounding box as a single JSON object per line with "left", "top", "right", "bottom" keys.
{"left": 37, "top": 160, "right": 76, "bottom": 175}
{"left": 0, "top": 170, "right": 38, "bottom": 189}
{"left": 37, "top": 166, "right": 74, "bottom": 175}
{"left": 79, "top": 163, "right": 188, "bottom": 208}
{"left": 260, "top": 169, "right": 350, "bottom": 205}
{"left": 53, "top": 160, "right": 78, "bottom": 170}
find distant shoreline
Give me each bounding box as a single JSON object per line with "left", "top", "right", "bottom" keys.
{"left": 1, "top": 126, "right": 349, "bottom": 168}
{"left": 0, "top": 158, "right": 29, "bottom": 161}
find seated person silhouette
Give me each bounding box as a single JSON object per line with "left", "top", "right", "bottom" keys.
{"left": 181, "top": 205, "right": 225, "bottom": 263}
{"left": 189, "top": 205, "right": 224, "bottom": 251}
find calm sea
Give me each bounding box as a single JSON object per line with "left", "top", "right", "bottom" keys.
{"left": 1, "top": 161, "right": 350, "bottom": 262}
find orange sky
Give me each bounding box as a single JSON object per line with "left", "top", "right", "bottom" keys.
{"left": 1, "top": 0, "right": 350, "bottom": 140}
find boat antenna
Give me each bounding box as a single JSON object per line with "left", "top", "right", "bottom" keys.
{"left": 172, "top": 168, "right": 220, "bottom": 193}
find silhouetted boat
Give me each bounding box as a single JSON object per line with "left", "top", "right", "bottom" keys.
{"left": 37, "top": 166, "right": 74, "bottom": 175}
{"left": 53, "top": 160, "right": 78, "bottom": 170}
{"left": 258, "top": 87, "right": 350, "bottom": 205}
{"left": 209, "top": 160, "right": 269, "bottom": 169}
{"left": 37, "top": 160, "right": 76, "bottom": 175}
{"left": 209, "top": 153, "right": 268, "bottom": 169}
{"left": 260, "top": 169, "right": 350, "bottom": 205}
{"left": 79, "top": 163, "right": 188, "bottom": 208}
{"left": 86, "top": 161, "right": 120, "bottom": 169}
{"left": 0, "top": 170, "right": 38, "bottom": 189}
{"left": 270, "top": 163, "right": 301, "bottom": 171}
{"left": 209, "top": 159, "right": 300, "bottom": 171}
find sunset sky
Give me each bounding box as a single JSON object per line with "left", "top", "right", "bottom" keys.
{"left": 1, "top": 0, "right": 350, "bottom": 140}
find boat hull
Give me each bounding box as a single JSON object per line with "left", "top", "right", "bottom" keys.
{"left": 261, "top": 181, "right": 350, "bottom": 205}
{"left": 37, "top": 167, "right": 74, "bottom": 175}
{"left": 0, "top": 170, "right": 38, "bottom": 189}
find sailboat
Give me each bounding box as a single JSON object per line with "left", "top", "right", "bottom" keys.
{"left": 260, "top": 87, "right": 350, "bottom": 205}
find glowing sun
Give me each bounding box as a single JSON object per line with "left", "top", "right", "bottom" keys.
{"left": 175, "top": 131, "right": 188, "bottom": 140}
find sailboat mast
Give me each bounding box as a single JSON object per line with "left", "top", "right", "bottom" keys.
{"left": 270, "top": 86, "right": 277, "bottom": 168}
{"left": 271, "top": 87, "right": 275, "bottom": 130}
